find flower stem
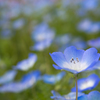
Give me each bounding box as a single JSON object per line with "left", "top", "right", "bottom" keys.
{"left": 75, "top": 75, "right": 78, "bottom": 100}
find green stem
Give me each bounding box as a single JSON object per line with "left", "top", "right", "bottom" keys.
{"left": 75, "top": 75, "right": 78, "bottom": 100}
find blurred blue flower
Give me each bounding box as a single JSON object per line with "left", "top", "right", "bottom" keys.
{"left": 78, "top": 91, "right": 100, "bottom": 100}
{"left": 51, "top": 90, "right": 85, "bottom": 100}
{"left": 88, "top": 37, "right": 100, "bottom": 48}
{"left": 50, "top": 46, "right": 99, "bottom": 74}
{"left": 30, "top": 39, "right": 52, "bottom": 51}
{"left": 87, "top": 22, "right": 100, "bottom": 33}
{"left": 13, "top": 19, "right": 25, "bottom": 29}
{"left": 31, "top": 22, "right": 55, "bottom": 51}
{"left": 71, "top": 74, "right": 100, "bottom": 92}
{"left": 77, "top": 19, "right": 92, "bottom": 32}
{"left": 13, "top": 53, "right": 37, "bottom": 71}
{"left": 77, "top": 19, "right": 100, "bottom": 34}
{"left": 32, "top": 22, "right": 55, "bottom": 42}
{"left": 41, "top": 71, "right": 66, "bottom": 84}
{"left": 81, "top": 0, "right": 98, "bottom": 11}
{"left": 0, "top": 70, "right": 17, "bottom": 84}
{"left": 0, "top": 70, "right": 40, "bottom": 93}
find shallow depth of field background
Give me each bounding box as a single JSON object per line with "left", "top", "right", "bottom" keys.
{"left": 0, "top": 0, "right": 100, "bottom": 100}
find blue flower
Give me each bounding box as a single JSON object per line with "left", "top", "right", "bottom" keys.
{"left": 0, "top": 70, "right": 17, "bottom": 84}
{"left": 50, "top": 46, "right": 99, "bottom": 74}
{"left": 88, "top": 37, "right": 100, "bottom": 48}
{"left": 41, "top": 71, "right": 66, "bottom": 84}
{"left": 13, "top": 53, "right": 37, "bottom": 71}
{"left": 78, "top": 91, "right": 100, "bottom": 100}
{"left": 51, "top": 90, "right": 85, "bottom": 100}
{"left": 0, "top": 70, "right": 40, "bottom": 93}
{"left": 87, "top": 22, "right": 100, "bottom": 33}
{"left": 71, "top": 74, "right": 100, "bottom": 92}
{"left": 31, "top": 22, "right": 55, "bottom": 51}
{"left": 81, "top": 0, "right": 98, "bottom": 11}
{"left": 77, "top": 19, "right": 100, "bottom": 34}
{"left": 32, "top": 22, "right": 55, "bottom": 42}
{"left": 77, "top": 19, "right": 92, "bottom": 32}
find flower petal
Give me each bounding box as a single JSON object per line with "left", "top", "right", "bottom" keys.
{"left": 78, "top": 95, "right": 88, "bottom": 100}
{"left": 50, "top": 52, "right": 69, "bottom": 69}
{"left": 88, "top": 91, "right": 100, "bottom": 100}
{"left": 64, "top": 46, "right": 84, "bottom": 63}
{"left": 71, "top": 74, "right": 100, "bottom": 92}
{"left": 88, "top": 61, "right": 100, "bottom": 70}
{"left": 81, "top": 48, "right": 99, "bottom": 68}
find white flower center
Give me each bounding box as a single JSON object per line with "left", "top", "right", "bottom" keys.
{"left": 62, "top": 57, "right": 88, "bottom": 72}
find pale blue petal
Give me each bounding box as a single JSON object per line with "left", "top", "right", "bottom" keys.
{"left": 50, "top": 52, "right": 69, "bottom": 69}
{"left": 0, "top": 70, "right": 17, "bottom": 84}
{"left": 81, "top": 48, "right": 99, "bottom": 68}
{"left": 64, "top": 46, "right": 84, "bottom": 63}
{"left": 0, "top": 70, "right": 40, "bottom": 93}
{"left": 78, "top": 95, "right": 88, "bottom": 100}
{"left": 42, "top": 71, "right": 66, "bottom": 84}
{"left": 71, "top": 74, "right": 99, "bottom": 92}
{"left": 51, "top": 91, "right": 85, "bottom": 100}
{"left": 13, "top": 53, "right": 37, "bottom": 71}
{"left": 87, "top": 61, "right": 100, "bottom": 70}
{"left": 88, "top": 91, "right": 100, "bottom": 100}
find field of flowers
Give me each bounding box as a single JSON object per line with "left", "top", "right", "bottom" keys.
{"left": 0, "top": 0, "right": 100, "bottom": 100}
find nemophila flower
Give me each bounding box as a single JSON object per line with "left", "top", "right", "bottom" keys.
{"left": 13, "top": 19, "right": 25, "bottom": 29}
{"left": 0, "top": 70, "right": 40, "bottom": 93}
{"left": 50, "top": 46, "right": 99, "bottom": 74}
{"left": 88, "top": 37, "right": 100, "bottom": 48}
{"left": 13, "top": 53, "right": 37, "bottom": 71}
{"left": 0, "top": 70, "right": 17, "bottom": 84}
{"left": 78, "top": 91, "right": 100, "bottom": 100}
{"left": 71, "top": 74, "right": 100, "bottom": 92}
{"left": 51, "top": 90, "right": 85, "bottom": 100}
{"left": 41, "top": 71, "right": 66, "bottom": 84}
{"left": 31, "top": 22, "right": 55, "bottom": 42}
{"left": 31, "top": 22, "right": 55, "bottom": 51}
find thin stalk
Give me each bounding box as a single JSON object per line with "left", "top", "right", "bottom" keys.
{"left": 75, "top": 75, "right": 78, "bottom": 100}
